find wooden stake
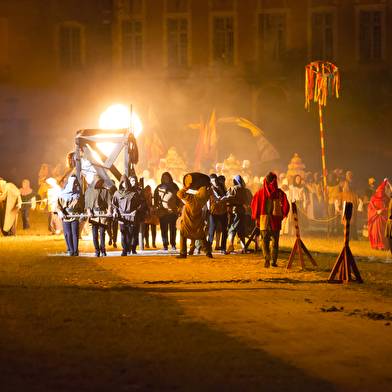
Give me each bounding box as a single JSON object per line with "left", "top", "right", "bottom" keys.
{"left": 327, "top": 202, "right": 363, "bottom": 283}
{"left": 286, "top": 202, "right": 317, "bottom": 269}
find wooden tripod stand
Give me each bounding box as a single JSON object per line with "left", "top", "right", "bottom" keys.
{"left": 244, "top": 227, "right": 260, "bottom": 252}
{"left": 286, "top": 202, "right": 317, "bottom": 269}
{"left": 327, "top": 202, "right": 363, "bottom": 283}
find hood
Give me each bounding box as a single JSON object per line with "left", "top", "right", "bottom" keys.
{"left": 128, "top": 175, "right": 139, "bottom": 189}
{"left": 59, "top": 174, "right": 81, "bottom": 201}
{"left": 263, "top": 172, "right": 279, "bottom": 199}
{"left": 119, "top": 174, "right": 131, "bottom": 191}
{"left": 93, "top": 175, "right": 105, "bottom": 189}
{"left": 233, "top": 174, "right": 245, "bottom": 187}
{"left": 161, "top": 171, "right": 174, "bottom": 184}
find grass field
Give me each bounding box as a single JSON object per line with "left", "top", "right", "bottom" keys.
{"left": 1, "top": 210, "right": 392, "bottom": 391}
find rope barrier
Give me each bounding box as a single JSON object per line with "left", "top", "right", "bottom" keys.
{"left": 295, "top": 203, "right": 341, "bottom": 223}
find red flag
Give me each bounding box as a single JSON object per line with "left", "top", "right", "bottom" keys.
{"left": 194, "top": 115, "right": 206, "bottom": 170}
{"left": 145, "top": 107, "right": 166, "bottom": 166}
{"left": 206, "top": 109, "right": 218, "bottom": 158}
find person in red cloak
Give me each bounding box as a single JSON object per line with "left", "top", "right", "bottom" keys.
{"left": 368, "top": 179, "right": 390, "bottom": 250}
{"left": 251, "top": 172, "right": 290, "bottom": 268}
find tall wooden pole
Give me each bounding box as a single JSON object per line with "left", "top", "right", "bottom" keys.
{"left": 305, "top": 61, "right": 339, "bottom": 237}
{"left": 318, "top": 101, "right": 329, "bottom": 237}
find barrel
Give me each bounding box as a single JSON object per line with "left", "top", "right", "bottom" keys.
{"left": 183, "top": 172, "right": 211, "bottom": 190}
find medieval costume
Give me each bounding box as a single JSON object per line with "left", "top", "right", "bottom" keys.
{"left": 335, "top": 181, "right": 361, "bottom": 241}
{"left": 143, "top": 185, "right": 158, "bottom": 249}
{"left": 19, "top": 179, "right": 37, "bottom": 230}
{"left": 154, "top": 172, "right": 181, "bottom": 250}
{"left": 251, "top": 172, "right": 290, "bottom": 268}
{"left": 368, "top": 179, "right": 390, "bottom": 251}
{"left": 225, "top": 175, "right": 248, "bottom": 254}
{"left": 46, "top": 177, "right": 62, "bottom": 234}
{"left": 288, "top": 174, "right": 308, "bottom": 234}
{"left": 0, "top": 179, "right": 21, "bottom": 236}
{"left": 326, "top": 172, "right": 341, "bottom": 236}
{"left": 207, "top": 174, "right": 228, "bottom": 254}
{"left": 112, "top": 175, "right": 142, "bottom": 255}
{"left": 107, "top": 214, "right": 119, "bottom": 249}
{"left": 85, "top": 175, "right": 112, "bottom": 257}
{"left": 177, "top": 185, "right": 213, "bottom": 258}
{"left": 56, "top": 174, "right": 84, "bottom": 256}
{"left": 385, "top": 196, "right": 392, "bottom": 254}
{"left": 362, "top": 178, "right": 377, "bottom": 238}
{"left": 279, "top": 178, "right": 291, "bottom": 235}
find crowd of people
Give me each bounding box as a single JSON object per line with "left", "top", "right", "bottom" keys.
{"left": 2, "top": 151, "right": 392, "bottom": 266}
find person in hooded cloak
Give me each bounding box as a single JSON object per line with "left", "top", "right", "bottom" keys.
{"left": 55, "top": 174, "right": 84, "bottom": 256}
{"left": 112, "top": 175, "right": 142, "bottom": 255}
{"left": 251, "top": 172, "right": 290, "bottom": 268}
{"left": 368, "top": 179, "right": 390, "bottom": 250}
{"left": 85, "top": 175, "right": 113, "bottom": 257}
{"left": 225, "top": 174, "right": 248, "bottom": 254}
{"left": 154, "top": 172, "right": 181, "bottom": 250}
{"left": 0, "top": 179, "right": 21, "bottom": 236}
{"left": 19, "top": 179, "right": 37, "bottom": 230}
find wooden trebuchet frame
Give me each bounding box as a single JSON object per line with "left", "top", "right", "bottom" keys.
{"left": 74, "top": 127, "right": 138, "bottom": 193}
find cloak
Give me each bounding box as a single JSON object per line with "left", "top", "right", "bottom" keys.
{"left": 112, "top": 175, "right": 141, "bottom": 223}
{"left": 178, "top": 186, "right": 211, "bottom": 240}
{"left": 251, "top": 174, "right": 290, "bottom": 231}
{"left": 0, "top": 180, "right": 21, "bottom": 235}
{"left": 85, "top": 176, "right": 112, "bottom": 225}
{"left": 368, "top": 180, "right": 390, "bottom": 250}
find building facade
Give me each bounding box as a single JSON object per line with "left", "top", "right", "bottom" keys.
{"left": 0, "top": 0, "right": 391, "bottom": 185}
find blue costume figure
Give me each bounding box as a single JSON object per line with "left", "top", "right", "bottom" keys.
{"left": 56, "top": 174, "right": 84, "bottom": 256}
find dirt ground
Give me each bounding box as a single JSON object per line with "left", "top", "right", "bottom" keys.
{"left": 75, "top": 238, "right": 392, "bottom": 392}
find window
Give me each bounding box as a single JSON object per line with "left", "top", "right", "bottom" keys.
{"left": 213, "top": 17, "right": 234, "bottom": 65}
{"left": 167, "top": 0, "right": 187, "bottom": 13}
{"left": 122, "top": 20, "right": 142, "bottom": 68}
{"left": 167, "top": 18, "right": 188, "bottom": 67}
{"left": 59, "top": 25, "right": 82, "bottom": 69}
{"left": 312, "top": 12, "right": 333, "bottom": 61}
{"left": 359, "top": 10, "right": 381, "bottom": 61}
{"left": 259, "top": 13, "right": 286, "bottom": 63}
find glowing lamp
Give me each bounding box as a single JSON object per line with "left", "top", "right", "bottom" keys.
{"left": 99, "top": 104, "right": 142, "bottom": 137}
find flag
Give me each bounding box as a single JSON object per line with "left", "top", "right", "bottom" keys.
{"left": 206, "top": 109, "right": 218, "bottom": 158}
{"left": 145, "top": 107, "right": 167, "bottom": 166}
{"left": 217, "top": 117, "right": 262, "bottom": 137}
{"left": 217, "top": 117, "right": 279, "bottom": 162}
{"left": 257, "top": 135, "right": 280, "bottom": 162}
{"left": 194, "top": 115, "right": 206, "bottom": 170}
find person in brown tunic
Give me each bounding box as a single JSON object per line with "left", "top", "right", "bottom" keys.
{"left": 176, "top": 185, "right": 213, "bottom": 259}
{"left": 85, "top": 175, "right": 112, "bottom": 257}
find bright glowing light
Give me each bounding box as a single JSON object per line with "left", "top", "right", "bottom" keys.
{"left": 99, "top": 104, "right": 143, "bottom": 137}
{"left": 96, "top": 142, "right": 115, "bottom": 158}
